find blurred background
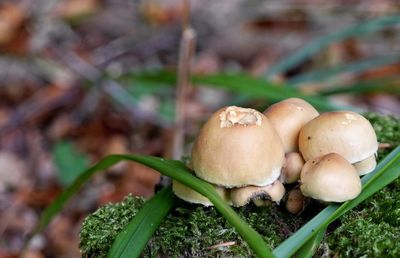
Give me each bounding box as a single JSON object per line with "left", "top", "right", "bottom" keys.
{"left": 0, "top": 0, "right": 399, "bottom": 257}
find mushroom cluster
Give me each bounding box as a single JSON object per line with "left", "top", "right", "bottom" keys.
{"left": 173, "top": 99, "right": 378, "bottom": 213}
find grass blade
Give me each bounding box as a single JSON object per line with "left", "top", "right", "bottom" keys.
{"left": 132, "top": 70, "right": 353, "bottom": 112}
{"left": 294, "top": 227, "right": 327, "bottom": 258}
{"left": 28, "top": 154, "right": 274, "bottom": 258}
{"left": 288, "top": 55, "right": 400, "bottom": 85}
{"left": 108, "top": 187, "right": 175, "bottom": 258}
{"left": 265, "top": 15, "right": 400, "bottom": 77}
{"left": 319, "top": 78, "right": 400, "bottom": 96}
{"left": 273, "top": 145, "right": 400, "bottom": 258}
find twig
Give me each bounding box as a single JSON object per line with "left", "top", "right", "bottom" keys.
{"left": 207, "top": 241, "right": 237, "bottom": 249}
{"left": 171, "top": 0, "right": 196, "bottom": 160}
{"left": 379, "top": 142, "right": 392, "bottom": 149}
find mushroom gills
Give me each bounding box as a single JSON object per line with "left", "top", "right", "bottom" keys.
{"left": 230, "top": 180, "right": 285, "bottom": 207}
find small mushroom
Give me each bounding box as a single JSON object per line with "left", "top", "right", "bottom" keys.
{"left": 263, "top": 98, "right": 319, "bottom": 153}
{"left": 300, "top": 153, "right": 361, "bottom": 202}
{"left": 280, "top": 152, "right": 304, "bottom": 184}
{"left": 230, "top": 180, "right": 285, "bottom": 207}
{"left": 353, "top": 154, "right": 377, "bottom": 175}
{"left": 299, "top": 111, "right": 378, "bottom": 175}
{"left": 285, "top": 188, "right": 307, "bottom": 215}
{"left": 172, "top": 180, "right": 231, "bottom": 206}
{"left": 191, "top": 106, "right": 285, "bottom": 188}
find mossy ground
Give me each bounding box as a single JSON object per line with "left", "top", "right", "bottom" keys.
{"left": 80, "top": 113, "right": 400, "bottom": 257}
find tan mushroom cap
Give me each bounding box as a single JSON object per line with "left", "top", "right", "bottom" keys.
{"left": 300, "top": 153, "right": 361, "bottom": 202}
{"left": 353, "top": 155, "right": 377, "bottom": 176}
{"left": 191, "top": 106, "right": 285, "bottom": 188}
{"left": 280, "top": 152, "right": 304, "bottom": 184}
{"left": 285, "top": 188, "right": 307, "bottom": 215}
{"left": 299, "top": 111, "right": 378, "bottom": 164}
{"left": 230, "top": 180, "right": 285, "bottom": 207}
{"left": 264, "top": 98, "right": 319, "bottom": 153}
{"left": 172, "top": 180, "right": 231, "bottom": 206}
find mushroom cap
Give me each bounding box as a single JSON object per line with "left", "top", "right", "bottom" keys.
{"left": 285, "top": 188, "right": 306, "bottom": 215}
{"left": 263, "top": 98, "right": 319, "bottom": 153}
{"left": 230, "top": 180, "right": 285, "bottom": 207}
{"left": 353, "top": 154, "right": 377, "bottom": 176}
{"left": 172, "top": 180, "right": 231, "bottom": 206}
{"left": 300, "top": 153, "right": 361, "bottom": 202}
{"left": 299, "top": 111, "right": 378, "bottom": 163}
{"left": 280, "top": 152, "right": 304, "bottom": 184}
{"left": 191, "top": 106, "right": 285, "bottom": 188}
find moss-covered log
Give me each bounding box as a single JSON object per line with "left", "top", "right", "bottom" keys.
{"left": 80, "top": 113, "right": 400, "bottom": 257}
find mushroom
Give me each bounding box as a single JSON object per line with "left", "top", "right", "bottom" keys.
{"left": 263, "top": 98, "right": 319, "bottom": 153}
{"left": 230, "top": 180, "right": 285, "bottom": 207}
{"left": 300, "top": 153, "right": 361, "bottom": 202}
{"left": 172, "top": 180, "right": 231, "bottom": 206}
{"left": 285, "top": 188, "right": 307, "bottom": 215}
{"left": 299, "top": 111, "right": 378, "bottom": 175}
{"left": 280, "top": 152, "right": 304, "bottom": 184}
{"left": 191, "top": 106, "right": 285, "bottom": 188}
{"left": 353, "top": 155, "right": 377, "bottom": 176}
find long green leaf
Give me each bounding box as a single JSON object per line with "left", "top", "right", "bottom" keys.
{"left": 108, "top": 187, "right": 174, "bottom": 258}
{"left": 273, "top": 145, "right": 400, "bottom": 258}
{"left": 132, "top": 70, "right": 353, "bottom": 112}
{"left": 319, "top": 78, "right": 400, "bottom": 96}
{"left": 288, "top": 55, "right": 400, "bottom": 85}
{"left": 29, "top": 154, "right": 274, "bottom": 258}
{"left": 294, "top": 227, "right": 327, "bottom": 258}
{"left": 265, "top": 15, "right": 400, "bottom": 77}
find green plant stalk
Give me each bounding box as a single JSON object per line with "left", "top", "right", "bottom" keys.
{"left": 319, "top": 78, "right": 400, "bottom": 96}
{"left": 294, "top": 227, "right": 327, "bottom": 258}
{"left": 288, "top": 55, "right": 400, "bottom": 85}
{"left": 29, "top": 154, "right": 274, "bottom": 258}
{"left": 131, "top": 70, "right": 354, "bottom": 112}
{"left": 265, "top": 15, "right": 400, "bottom": 77}
{"left": 108, "top": 187, "right": 175, "bottom": 258}
{"left": 273, "top": 145, "right": 400, "bottom": 258}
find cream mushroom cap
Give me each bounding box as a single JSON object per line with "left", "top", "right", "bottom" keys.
{"left": 230, "top": 180, "right": 285, "bottom": 207}
{"left": 299, "top": 111, "right": 378, "bottom": 163}
{"left": 280, "top": 152, "right": 304, "bottom": 184}
{"left": 264, "top": 98, "right": 319, "bottom": 153}
{"left": 172, "top": 180, "right": 231, "bottom": 206}
{"left": 300, "top": 153, "right": 361, "bottom": 202}
{"left": 353, "top": 155, "right": 377, "bottom": 176}
{"left": 191, "top": 106, "right": 285, "bottom": 188}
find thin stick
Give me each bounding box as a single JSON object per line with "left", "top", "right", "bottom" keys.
{"left": 207, "top": 241, "right": 237, "bottom": 249}
{"left": 172, "top": 0, "right": 196, "bottom": 160}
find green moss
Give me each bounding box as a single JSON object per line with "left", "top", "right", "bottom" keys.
{"left": 79, "top": 195, "right": 145, "bottom": 257}
{"left": 327, "top": 215, "right": 400, "bottom": 258}
{"left": 80, "top": 198, "right": 304, "bottom": 257}
{"left": 80, "top": 113, "right": 400, "bottom": 257}
{"left": 363, "top": 112, "right": 400, "bottom": 160}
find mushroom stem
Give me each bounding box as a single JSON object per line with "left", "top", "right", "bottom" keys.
{"left": 353, "top": 155, "right": 377, "bottom": 176}
{"left": 230, "top": 180, "right": 285, "bottom": 207}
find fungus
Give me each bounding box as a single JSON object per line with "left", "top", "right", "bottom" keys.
{"left": 172, "top": 180, "right": 231, "bottom": 206}
{"left": 280, "top": 152, "right": 304, "bottom": 184}
{"left": 230, "top": 180, "right": 285, "bottom": 207}
{"left": 285, "top": 188, "right": 307, "bottom": 215}
{"left": 300, "top": 153, "right": 361, "bottom": 202}
{"left": 299, "top": 111, "right": 378, "bottom": 175}
{"left": 263, "top": 98, "right": 319, "bottom": 153}
{"left": 191, "top": 106, "right": 285, "bottom": 188}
